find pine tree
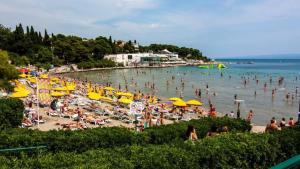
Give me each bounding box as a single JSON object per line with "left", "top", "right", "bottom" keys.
{"left": 30, "top": 26, "right": 35, "bottom": 42}
{"left": 38, "top": 32, "right": 43, "bottom": 44}
{"left": 34, "top": 31, "right": 39, "bottom": 44}
{"left": 109, "top": 36, "right": 112, "bottom": 44}
{"left": 14, "top": 23, "right": 24, "bottom": 41}
{"left": 18, "top": 23, "right": 24, "bottom": 36}
{"left": 26, "top": 26, "right": 30, "bottom": 36}
{"left": 43, "top": 29, "right": 50, "bottom": 46}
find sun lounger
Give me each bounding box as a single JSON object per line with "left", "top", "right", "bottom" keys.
{"left": 21, "top": 123, "right": 33, "bottom": 128}
{"left": 34, "top": 119, "right": 45, "bottom": 124}
{"left": 47, "top": 112, "right": 59, "bottom": 117}
{"left": 104, "top": 118, "right": 112, "bottom": 123}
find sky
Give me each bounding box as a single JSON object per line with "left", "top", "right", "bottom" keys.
{"left": 0, "top": 0, "right": 300, "bottom": 58}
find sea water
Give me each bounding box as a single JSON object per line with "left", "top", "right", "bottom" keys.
{"left": 66, "top": 59, "right": 300, "bottom": 125}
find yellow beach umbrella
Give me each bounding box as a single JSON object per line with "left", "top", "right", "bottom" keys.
{"left": 116, "top": 92, "right": 133, "bottom": 97}
{"left": 51, "top": 91, "right": 65, "bottom": 97}
{"left": 186, "top": 100, "right": 203, "bottom": 106}
{"left": 14, "top": 87, "right": 25, "bottom": 92}
{"left": 169, "top": 97, "right": 183, "bottom": 102}
{"left": 50, "top": 81, "right": 58, "bottom": 85}
{"left": 99, "top": 96, "right": 114, "bottom": 103}
{"left": 11, "top": 91, "right": 29, "bottom": 98}
{"left": 27, "top": 77, "right": 37, "bottom": 83}
{"left": 173, "top": 100, "right": 187, "bottom": 107}
{"left": 19, "top": 74, "right": 27, "bottom": 78}
{"left": 118, "top": 98, "right": 133, "bottom": 104}
{"left": 88, "top": 92, "right": 101, "bottom": 100}
{"left": 104, "top": 87, "right": 115, "bottom": 91}
{"left": 40, "top": 74, "right": 49, "bottom": 79}
{"left": 51, "top": 77, "right": 60, "bottom": 82}
{"left": 66, "top": 83, "right": 76, "bottom": 91}
{"left": 53, "top": 86, "right": 68, "bottom": 91}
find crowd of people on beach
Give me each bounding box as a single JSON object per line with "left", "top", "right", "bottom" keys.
{"left": 5, "top": 65, "right": 298, "bottom": 133}
{"left": 18, "top": 73, "right": 214, "bottom": 131}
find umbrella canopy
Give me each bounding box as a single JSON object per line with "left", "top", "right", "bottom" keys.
{"left": 173, "top": 100, "right": 187, "bottom": 107}
{"left": 19, "top": 74, "right": 27, "bottom": 78}
{"left": 40, "top": 74, "right": 48, "bottom": 79}
{"left": 116, "top": 92, "right": 133, "bottom": 97}
{"left": 88, "top": 92, "right": 101, "bottom": 100}
{"left": 51, "top": 77, "right": 60, "bottom": 82}
{"left": 169, "top": 97, "right": 183, "bottom": 102}
{"left": 99, "top": 96, "right": 114, "bottom": 103}
{"left": 19, "top": 68, "right": 29, "bottom": 73}
{"left": 50, "top": 99, "right": 58, "bottom": 110}
{"left": 11, "top": 91, "right": 29, "bottom": 98}
{"left": 51, "top": 91, "right": 65, "bottom": 97}
{"left": 66, "top": 83, "right": 76, "bottom": 91}
{"left": 53, "top": 86, "right": 68, "bottom": 91}
{"left": 186, "top": 100, "right": 203, "bottom": 106}
{"left": 104, "top": 87, "right": 115, "bottom": 91}
{"left": 27, "top": 77, "right": 37, "bottom": 83}
{"left": 30, "top": 71, "right": 37, "bottom": 76}
{"left": 118, "top": 98, "right": 133, "bottom": 104}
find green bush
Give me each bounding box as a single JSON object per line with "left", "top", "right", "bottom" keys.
{"left": 0, "top": 98, "right": 24, "bottom": 129}
{"left": 77, "top": 59, "right": 116, "bottom": 69}
{"left": 144, "top": 117, "right": 251, "bottom": 144}
{"left": 35, "top": 63, "right": 52, "bottom": 70}
{"left": 8, "top": 52, "right": 30, "bottom": 66}
{"left": 0, "top": 117, "right": 250, "bottom": 153}
{"left": 0, "top": 127, "right": 299, "bottom": 169}
{"left": 0, "top": 51, "right": 20, "bottom": 91}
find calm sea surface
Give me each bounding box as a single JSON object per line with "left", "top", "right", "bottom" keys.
{"left": 66, "top": 59, "right": 300, "bottom": 125}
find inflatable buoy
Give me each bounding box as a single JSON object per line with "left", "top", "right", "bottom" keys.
{"left": 198, "top": 64, "right": 227, "bottom": 69}
{"left": 217, "top": 64, "right": 226, "bottom": 69}
{"left": 198, "top": 65, "right": 210, "bottom": 69}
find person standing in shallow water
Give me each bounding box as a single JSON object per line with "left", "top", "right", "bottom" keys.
{"left": 247, "top": 110, "right": 254, "bottom": 122}
{"left": 234, "top": 94, "right": 237, "bottom": 104}
{"left": 198, "top": 89, "right": 201, "bottom": 98}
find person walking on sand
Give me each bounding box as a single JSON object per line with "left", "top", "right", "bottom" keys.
{"left": 75, "top": 107, "right": 82, "bottom": 128}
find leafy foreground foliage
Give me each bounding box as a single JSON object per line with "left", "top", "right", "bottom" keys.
{"left": 0, "top": 127, "right": 299, "bottom": 169}
{"left": 0, "top": 51, "right": 19, "bottom": 91}
{"left": 0, "top": 98, "right": 24, "bottom": 129}
{"left": 0, "top": 117, "right": 251, "bottom": 153}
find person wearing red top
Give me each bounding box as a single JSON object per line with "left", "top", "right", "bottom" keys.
{"left": 288, "top": 117, "right": 295, "bottom": 126}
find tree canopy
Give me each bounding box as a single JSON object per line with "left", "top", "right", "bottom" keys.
{"left": 0, "top": 23, "right": 210, "bottom": 67}
{"left": 0, "top": 51, "right": 19, "bottom": 91}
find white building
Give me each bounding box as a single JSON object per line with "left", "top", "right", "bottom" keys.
{"left": 104, "top": 49, "right": 183, "bottom": 66}
{"left": 104, "top": 53, "right": 164, "bottom": 66}
{"left": 156, "top": 49, "right": 179, "bottom": 60}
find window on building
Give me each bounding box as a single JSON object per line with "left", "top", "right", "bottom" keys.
{"left": 128, "top": 55, "right": 132, "bottom": 59}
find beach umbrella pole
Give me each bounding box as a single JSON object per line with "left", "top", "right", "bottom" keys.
{"left": 298, "top": 97, "right": 300, "bottom": 122}
{"left": 36, "top": 76, "right": 39, "bottom": 128}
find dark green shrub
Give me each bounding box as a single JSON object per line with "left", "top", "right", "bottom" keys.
{"left": 0, "top": 117, "right": 250, "bottom": 153}
{"left": 144, "top": 117, "right": 251, "bottom": 144}
{"left": 77, "top": 59, "right": 116, "bottom": 69}
{"left": 0, "top": 98, "right": 24, "bottom": 129}
{"left": 1, "top": 128, "right": 299, "bottom": 169}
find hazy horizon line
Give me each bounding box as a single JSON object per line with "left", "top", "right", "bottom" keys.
{"left": 214, "top": 53, "right": 300, "bottom": 59}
